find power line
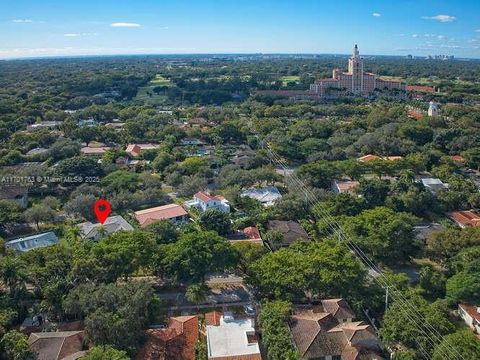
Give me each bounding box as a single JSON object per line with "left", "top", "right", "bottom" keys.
{"left": 246, "top": 117, "right": 464, "bottom": 360}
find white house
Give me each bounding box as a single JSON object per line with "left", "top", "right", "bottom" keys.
{"left": 458, "top": 303, "right": 480, "bottom": 333}
{"left": 420, "top": 178, "right": 449, "bottom": 195}
{"left": 184, "top": 192, "right": 230, "bottom": 213}
{"left": 78, "top": 118, "right": 96, "bottom": 127}
{"left": 206, "top": 312, "right": 260, "bottom": 360}
{"left": 240, "top": 186, "right": 282, "bottom": 206}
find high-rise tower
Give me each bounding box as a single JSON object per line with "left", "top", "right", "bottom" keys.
{"left": 348, "top": 44, "right": 364, "bottom": 93}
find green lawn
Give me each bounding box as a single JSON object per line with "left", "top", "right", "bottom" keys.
{"left": 280, "top": 75, "right": 300, "bottom": 86}
{"left": 134, "top": 74, "right": 171, "bottom": 105}
{"left": 150, "top": 74, "right": 172, "bottom": 86}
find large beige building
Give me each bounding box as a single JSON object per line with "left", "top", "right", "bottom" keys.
{"left": 310, "top": 45, "right": 406, "bottom": 96}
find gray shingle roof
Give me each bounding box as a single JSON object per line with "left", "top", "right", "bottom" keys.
{"left": 78, "top": 215, "right": 134, "bottom": 240}
{"left": 6, "top": 232, "right": 58, "bottom": 252}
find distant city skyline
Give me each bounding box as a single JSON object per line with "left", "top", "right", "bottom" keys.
{"left": 1, "top": 0, "right": 479, "bottom": 59}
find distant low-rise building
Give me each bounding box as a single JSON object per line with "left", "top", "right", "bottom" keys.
{"left": 420, "top": 178, "right": 449, "bottom": 195}
{"left": 267, "top": 220, "right": 308, "bottom": 249}
{"left": 428, "top": 101, "right": 439, "bottom": 117}
{"left": 240, "top": 186, "right": 282, "bottom": 206}
{"left": 6, "top": 232, "right": 58, "bottom": 253}
{"left": 332, "top": 180, "right": 360, "bottom": 194}
{"left": 184, "top": 192, "right": 230, "bottom": 213}
{"left": 80, "top": 146, "right": 110, "bottom": 155}
{"left": 78, "top": 215, "right": 134, "bottom": 241}
{"left": 290, "top": 299, "right": 385, "bottom": 360}
{"left": 125, "top": 143, "right": 160, "bottom": 157}
{"left": 28, "top": 331, "right": 85, "bottom": 360}
{"left": 180, "top": 138, "right": 204, "bottom": 146}
{"left": 27, "top": 121, "right": 61, "bottom": 131}
{"left": 136, "top": 315, "right": 199, "bottom": 360}
{"left": 205, "top": 311, "right": 261, "bottom": 360}
{"left": 458, "top": 303, "right": 480, "bottom": 333}
{"left": 447, "top": 210, "right": 480, "bottom": 228}
{"left": 0, "top": 185, "right": 28, "bottom": 208}
{"left": 357, "top": 154, "right": 381, "bottom": 162}
{"left": 77, "top": 118, "right": 96, "bottom": 127}
{"left": 134, "top": 204, "right": 189, "bottom": 227}
{"left": 26, "top": 147, "right": 49, "bottom": 156}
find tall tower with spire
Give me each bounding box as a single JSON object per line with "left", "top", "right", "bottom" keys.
{"left": 348, "top": 44, "right": 364, "bottom": 93}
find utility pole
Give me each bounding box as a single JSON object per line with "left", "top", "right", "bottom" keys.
{"left": 383, "top": 285, "right": 393, "bottom": 313}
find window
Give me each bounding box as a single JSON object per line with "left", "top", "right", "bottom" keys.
{"left": 333, "top": 356, "right": 342, "bottom": 360}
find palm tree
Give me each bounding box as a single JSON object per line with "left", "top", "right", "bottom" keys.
{"left": 0, "top": 257, "right": 27, "bottom": 295}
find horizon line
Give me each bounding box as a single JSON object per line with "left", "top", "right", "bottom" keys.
{"left": 1, "top": 51, "right": 478, "bottom": 62}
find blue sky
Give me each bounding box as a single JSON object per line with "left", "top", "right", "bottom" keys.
{"left": 1, "top": 0, "right": 479, "bottom": 59}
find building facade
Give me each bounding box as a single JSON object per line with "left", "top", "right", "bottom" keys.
{"left": 310, "top": 45, "right": 406, "bottom": 97}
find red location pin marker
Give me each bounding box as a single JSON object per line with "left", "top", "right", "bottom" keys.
{"left": 94, "top": 199, "right": 111, "bottom": 224}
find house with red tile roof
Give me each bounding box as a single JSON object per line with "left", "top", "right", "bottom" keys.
{"left": 447, "top": 210, "right": 480, "bottom": 228}
{"left": 332, "top": 180, "right": 360, "bottom": 194}
{"left": 205, "top": 311, "right": 222, "bottom": 327}
{"left": 451, "top": 155, "right": 465, "bottom": 162}
{"left": 407, "top": 85, "right": 435, "bottom": 93}
{"left": 458, "top": 304, "right": 480, "bottom": 333}
{"left": 289, "top": 299, "right": 385, "bottom": 360}
{"left": 134, "top": 204, "right": 188, "bottom": 227}
{"left": 227, "top": 226, "right": 263, "bottom": 245}
{"left": 125, "top": 143, "right": 160, "bottom": 157}
{"left": 136, "top": 315, "right": 199, "bottom": 360}
{"left": 407, "top": 109, "right": 424, "bottom": 120}
{"left": 184, "top": 192, "right": 230, "bottom": 213}
{"left": 357, "top": 154, "right": 381, "bottom": 162}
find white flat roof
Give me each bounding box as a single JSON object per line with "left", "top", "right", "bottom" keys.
{"left": 206, "top": 316, "right": 260, "bottom": 358}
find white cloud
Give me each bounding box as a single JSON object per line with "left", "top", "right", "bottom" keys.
{"left": 12, "top": 19, "right": 33, "bottom": 23}
{"left": 412, "top": 34, "right": 419, "bottom": 38}
{"left": 64, "top": 33, "right": 80, "bottom": 37}
{"left": 110, "top": 22, "right": 141, "bottom": 28}
{"left": 437, "top": 35, "right": 446, "bottom": 40}
{"left": 372, "top": 12, "right": 381, "bottom": 17}
{"left": 422, "top": 15, "right": 456, "bottom": 23}
{"left": 475, "top": 29, "right": 480, "bottom": 33}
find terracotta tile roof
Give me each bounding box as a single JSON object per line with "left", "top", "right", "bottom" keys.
{"left": 407, "top": 85, "right": 435, "bottom": 93}
{"left": 134, "top": 204, "right": 187, "bottom": 227}
{"left": 205, "top": 311, "right": 222, "bottom": 326}
{"left": 408, "top": 110, "right": 424, "bottom": 120}
{"left": 194, "top": 192, "right": 225, "bottom": 203}
{"left": 452, "top": 155, "right": 465, "bottom": 162}
{"left": 447, "top": 210, "right": 480, "bottom": 227}
{"left": 357, "top": 154, "right": 380, "bottom": 162}
{"left": 136, "top": 316, "right": 198, "bottom": 360}
{"left": 289, "top": 300, "right": 385, "bottom": 360}
{"left": 459, "top": 303, "right": 480, "bottom": 322}
{"left": 242, "top": 227, "right": 262, "bottom": 241}
{"left": 335, "top": 181, "right": 360, "bottom": 192}
{"left": 126, "top": 143, "right": 159, "bottom": 157}
{"left": 28, "top": 331, "right": 84, "bottom": 360}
